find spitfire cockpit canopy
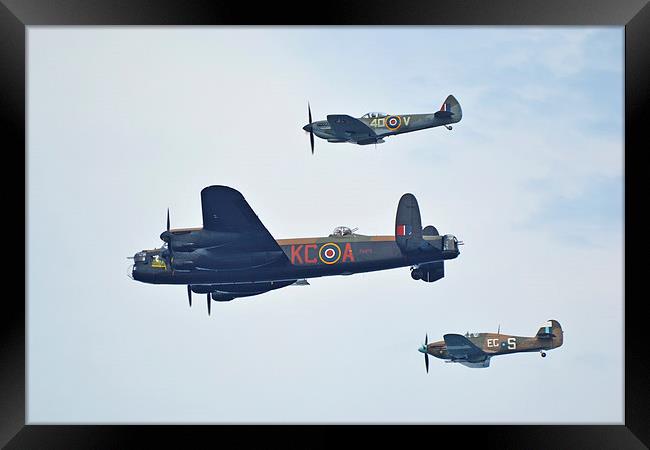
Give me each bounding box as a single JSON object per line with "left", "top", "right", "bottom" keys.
{"left": 330, "top": 226, "right": 358, "bottom": 237}
{"left": 361, "top": 112, "right": 388, "bottom": 119}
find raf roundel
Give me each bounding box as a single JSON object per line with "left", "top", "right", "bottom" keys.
{"left": 319, "top": 243, "right": 342, "bottom": 265}
{"left": 385, "top": 115, "right": 402, "bottom": 131}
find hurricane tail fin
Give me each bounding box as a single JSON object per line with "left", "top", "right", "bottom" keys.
{"left": 536, "top": 319, "right": 564, "bottom": 348}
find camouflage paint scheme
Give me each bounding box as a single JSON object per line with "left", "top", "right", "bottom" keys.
{"left": 303, "top": 95, "right": 462, "bottom": 145}
{"left": 419, "top": 320, "right": 564, "bottom": 369}
{"left": 130, "top": 186, "right": 461, "bottom": 305}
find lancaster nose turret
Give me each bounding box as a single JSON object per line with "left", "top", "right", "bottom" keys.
{"left": 127, "top": 250, "right": 147, "bottom": 280}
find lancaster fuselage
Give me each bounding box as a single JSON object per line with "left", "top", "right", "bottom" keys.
{"left": 130, "top": 231, "right": 460, "bottom": 285}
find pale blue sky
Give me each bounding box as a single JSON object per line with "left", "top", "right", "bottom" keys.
{"left": 27, "top": 27, "right": 623, "bottom": 423}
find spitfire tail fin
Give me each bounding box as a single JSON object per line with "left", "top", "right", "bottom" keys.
{"left": 536, "top": 320, "right": 563, "bottom": 347}
{"left": 434, "top": 94, "right": 462, "bottom": 123}
{"left": 395, "top": 193, "right": 424, "bottom": 253}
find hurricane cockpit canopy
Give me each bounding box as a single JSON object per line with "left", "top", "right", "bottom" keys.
{"left": 361, "top": 112, "right": 388, "bottom": 119}
{"left": 329, "top": 226, "right": 358, "bottom": 237}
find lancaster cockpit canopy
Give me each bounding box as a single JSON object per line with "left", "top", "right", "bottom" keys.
{"left": 329, "top": 226, "right": 359, "bottom": 237}
{"left": 361, "top": 112, "right": 388, "bottom": 119}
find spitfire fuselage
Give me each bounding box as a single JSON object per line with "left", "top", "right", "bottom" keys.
{"left": 304, "top": 95, "right": 462, "bottom": 146}
{"left": 310, "top": 113, "right": 450, "bottom": 142}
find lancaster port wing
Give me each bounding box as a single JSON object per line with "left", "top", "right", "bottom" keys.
{"left": 200, "top": 185, "right": 290, "bottom": 259}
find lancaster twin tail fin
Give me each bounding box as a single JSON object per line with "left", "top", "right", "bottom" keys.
{"left": 395, "top": 193, "right": 448, "bottom": 283}
{"left": 395, "top": 193, "right": 424, "bottom": 253}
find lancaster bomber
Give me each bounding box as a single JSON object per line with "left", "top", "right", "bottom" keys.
{"left": 128, "top": 186, "right": 461, "bottom": 315}
{"left": 303, "top": 95, "right": 462, "bottom": 153}
{"left": 418, "top": 320, "right": 564, "bottom": 370}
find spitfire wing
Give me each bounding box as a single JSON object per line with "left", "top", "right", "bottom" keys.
{"left": 200, "top": 185, "right": 290, "bottom": 258}
{"left": 443, "top": 334, "right": 488, "bottom": 361}
{"left": 326, "top": 115, "right": 377, "bottom": 141}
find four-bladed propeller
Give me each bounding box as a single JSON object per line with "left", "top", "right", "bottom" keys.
{"left": 307, "top": 102, "right": 315, "bottom": 155}
{"left": 186, "top": 285, "right": 213, "bottom": 317}
{"left": 166, "top": 209, "right": 212, "bottom": 317}
{"left": 163, "top": 208, "right": 174, "bottom": 273}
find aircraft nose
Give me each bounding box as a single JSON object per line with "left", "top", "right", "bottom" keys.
{"left": 418, "top": 344, "right": 427, "bottom": 354}
{"left": 303, "top": 124, "right": 312, "bottom": 132}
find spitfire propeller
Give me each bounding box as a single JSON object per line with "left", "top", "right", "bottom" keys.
{"left": 307, "top": 102, "right": 315, "bottom": 155}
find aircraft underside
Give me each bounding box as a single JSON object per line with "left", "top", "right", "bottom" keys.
{"left": 136, "top": 251, "right": 447, "bottom": 286}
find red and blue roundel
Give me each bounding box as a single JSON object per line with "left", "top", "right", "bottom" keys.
{"left": 385, "top": 115, "right": 402, "bottom": 130}
{"left": 319, "top": 243, "right": 342, "bottom": 264}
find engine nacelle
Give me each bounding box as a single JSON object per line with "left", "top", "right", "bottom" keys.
{"left": 211, "top": 292, "right": 235, "bottom": 302}
{"left": 171, "top": 242, "right": 198, "bottom": 252}
{"left": 170, "top": 257, "right": 196, "bottom": 270}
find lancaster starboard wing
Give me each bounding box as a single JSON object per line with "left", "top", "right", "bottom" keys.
{"left": 200, "top": 186, "right": 290, "bottom": 258}
{"left": 443, "top": 334, "right": 487, "bottom": 361}
{"left": 326, "top": 115, "right": 377, "bottom": 140}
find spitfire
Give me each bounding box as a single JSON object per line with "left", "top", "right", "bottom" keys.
{"left": 303, "top": 95, "right": 462, "bottom": 153}
{"left": 128, "top": 186, "right": 462, "bottom": 315}
{"left": 418, "top": 320, "right": 564, "bottom": 370}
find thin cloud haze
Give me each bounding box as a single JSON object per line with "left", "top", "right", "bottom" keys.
{"left": 27, "top": 27, "right": 623, "bottom": 423}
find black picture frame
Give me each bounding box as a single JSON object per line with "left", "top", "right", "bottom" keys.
{"left": 3, "top": 0, "right": 647, "bottom": 447}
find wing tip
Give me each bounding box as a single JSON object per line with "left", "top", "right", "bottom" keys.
{"left": 201, "top": 185, "right": 244, "bottom": 197}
